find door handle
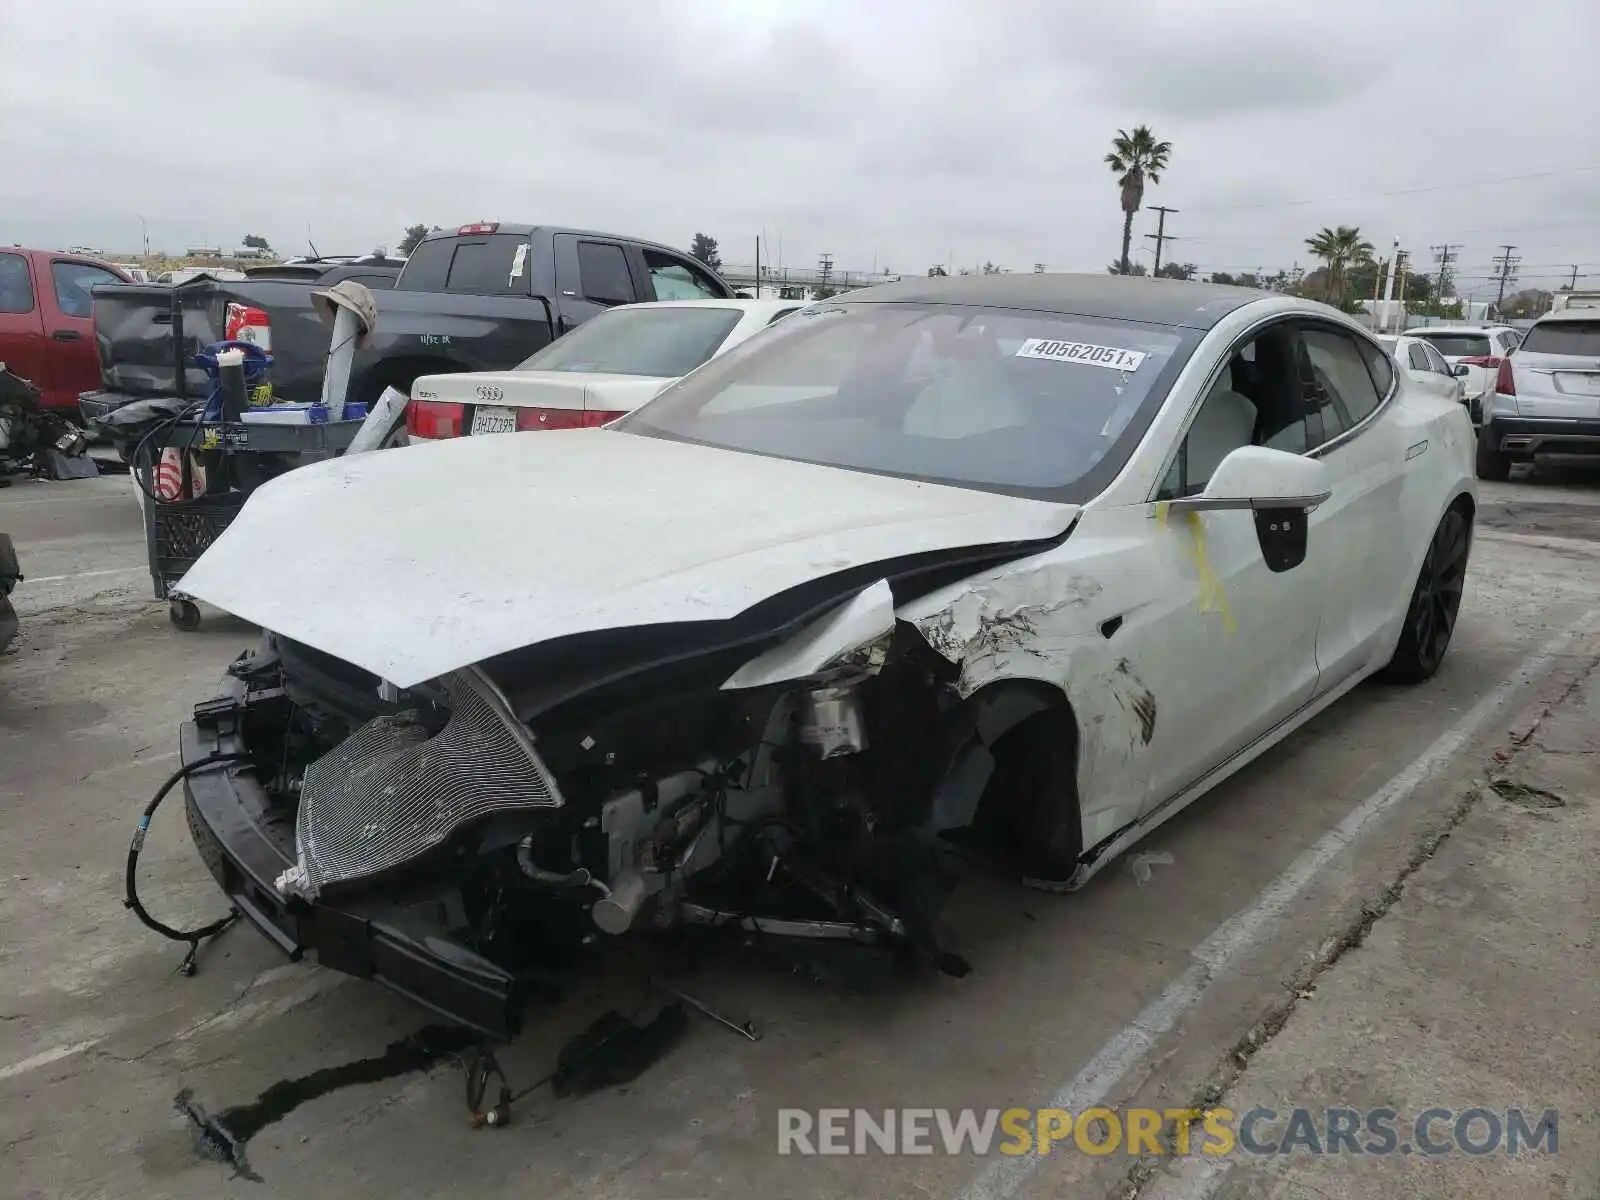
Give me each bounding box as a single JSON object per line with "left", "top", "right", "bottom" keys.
{"left": 51, "top": 329, "right": 82, "bottom": 342}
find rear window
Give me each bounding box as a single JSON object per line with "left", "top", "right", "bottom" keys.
{"left": 1412, "top": 332, "right": 1490, "bottom": 358}
{"left": 1519, "top": 320, "right": 1600, "bottom": 357}
{"left": 617, "top": 301, "right": 1197, "bottom": 501}
{"left": 397, "top": 234, "right": 530, "bottom": 295}
{"left": 517, "top": 305, "right": 743, "bottom": 377}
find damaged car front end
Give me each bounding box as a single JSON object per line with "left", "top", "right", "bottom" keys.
{"left": 172, "top": 287, "right": 1200, "bottom": 1036}
{"left": 181, "top": 545, "right": 1069, "bottom": 1037}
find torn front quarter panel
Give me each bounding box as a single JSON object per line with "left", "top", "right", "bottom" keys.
{"left": 898, "top": 554, "right": 1162, "bottom": 864}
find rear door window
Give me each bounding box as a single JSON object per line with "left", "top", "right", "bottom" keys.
{"left": 51, "top": 261, "right": 123, "bottom": 318}
{"left": 1407, "top": 344, "right": 1431, "bottom": 372}
{"left": 577, "top": 242, "right": 637, "bottom": 307}
{"left": 1520, "top": 320, "right": 1600, "bottom": 357}
{"left": 1421, "top": 342, "right": 1451, "bottom": 374}
{"left": 0, "top": 253, "right": 35, "bottom": 314}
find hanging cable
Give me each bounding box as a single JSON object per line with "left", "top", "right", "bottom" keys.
{"left": 125, "top": 752, "right": 255, "bottom": 975}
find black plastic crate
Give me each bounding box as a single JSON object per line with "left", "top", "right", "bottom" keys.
{"left": 151, "top": 491, "right": 248, "bottom": 589}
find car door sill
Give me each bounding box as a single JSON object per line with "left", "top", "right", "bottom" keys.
{"left": 1065, "top": 666, "right": 1373, "bottom": 890}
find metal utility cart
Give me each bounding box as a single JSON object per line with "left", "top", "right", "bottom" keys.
{"left": 138, "top": 414, "right": 366, "bottom": 629}
{"left": 127, "top": 280, "right": 391, "bottom": 630}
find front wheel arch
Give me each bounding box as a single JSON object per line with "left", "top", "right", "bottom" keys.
{"left": 958, "top": 680, "right": 1083, "bottom": 880}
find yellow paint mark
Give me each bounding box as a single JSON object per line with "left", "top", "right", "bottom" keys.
{"left": 1154, "top": 501, "right": 1171, "bottom": 527}
{"left": 1181, "top": 511, "right": 1236, "bottom": 635}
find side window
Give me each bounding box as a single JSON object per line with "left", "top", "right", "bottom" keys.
{"left": 51, "top": 262, "right": 123, "bottom": 319}
{"left": 1422, "top": 342, "right": 1451, "bottom": 375}
{"left": 1300, "top": 327, "right": 1384, "bottom": 446}
{"left": 643, "top": 250, "right": 724, "bottom": 301}
{"left": 1500, "top": 330, "right": 1522, "bottom": 351}
{"left": 1157, "top": 374, "right": 1261, "bottom": 500}
{"left": 1407, "top": 344, "right": 1431, "bottom": 372}
{"left": 0, "top": 253, "right": 36, "bottom": 314}
{"left": 576, "top": 242, "right": 635, "bottom": 306}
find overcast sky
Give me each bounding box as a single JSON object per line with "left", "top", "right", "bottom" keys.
{"left": 4, "top": 0, "right": 1597, "bottom": 294}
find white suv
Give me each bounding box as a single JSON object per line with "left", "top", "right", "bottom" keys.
{"left": 1408, "top": 325, "right": 1522, "bottom": 422}
{"left": 1477, "top": 311, "right": 1600, "bottom": 480}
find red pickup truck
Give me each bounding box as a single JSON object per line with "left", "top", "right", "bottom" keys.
{"left": 0, "top": 249, "right": 130, "bottom": 411}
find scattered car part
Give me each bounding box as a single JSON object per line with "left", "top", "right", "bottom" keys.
{"left": 126, "top": 753, "right": 252, "bottom": 974}
{"left": 0, "top": 364, "right": 94, "bottom": 478}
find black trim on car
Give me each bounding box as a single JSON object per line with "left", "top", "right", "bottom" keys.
{"left": 1484, "top": 414, "right": 1600, "bottom": 460}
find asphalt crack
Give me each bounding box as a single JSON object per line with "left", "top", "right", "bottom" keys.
{"left": 1116, "top": 656, "right": 1598, "bottom": 1200}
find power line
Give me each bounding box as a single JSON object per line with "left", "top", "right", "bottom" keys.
{"left": 1144, "top": 206, "right": 1179, "bottom": 276}
{"left": 1179, "top": 162, "right": 1600, "bottom": 215}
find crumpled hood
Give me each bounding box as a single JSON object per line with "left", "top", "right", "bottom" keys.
{"left": 179, "top": 431, "right": 1077, "bottom": 688}
{"left": 413, "top": 370, "right": 671, "bottom": 413}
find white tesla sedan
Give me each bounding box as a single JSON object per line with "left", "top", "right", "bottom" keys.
{"left": 1377, "top": 333, "right": 1468, "bottom": 413}
{"left": 173, "top": 275, "right": 1475, "bottom": 1035}
{"left": 407, "top": 298, "right": 805, "bottom": 438}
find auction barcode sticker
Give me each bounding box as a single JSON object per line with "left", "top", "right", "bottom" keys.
{"left": 1016, "top": 339, "right": 1146, "bottom": 371}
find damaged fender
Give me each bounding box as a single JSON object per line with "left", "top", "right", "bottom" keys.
{"left": 721, "top": 579, "right": 895, "bottom": 690}
{"left": 898, "top": 557, "right": 1159, "bottom": 860}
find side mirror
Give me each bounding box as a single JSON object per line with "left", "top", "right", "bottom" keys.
{"left": 1165, "top": 446, "right": 1331, "bottom": 573}
{"left": 1452, "top": 363, "right": 1470, "bottom": 377}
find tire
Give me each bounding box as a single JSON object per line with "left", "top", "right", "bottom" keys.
{"left": 1475, "top": 434, "right": 1511, "bottom": 482}
{"left": 168, "top": 598, "right": 202, "bottom": 632}
{"left": 1382, "top": 506, "right": 1471, "bottom": 684}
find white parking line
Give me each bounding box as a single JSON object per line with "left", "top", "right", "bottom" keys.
{"left": 22, "top": 567, "right": 143, "bottom": 585}
{"left": 958, "top": 609, "right": 1599, "bottom": 1200}
{"left": 0, "top": 1039, "right": 101, "bottom": 1083}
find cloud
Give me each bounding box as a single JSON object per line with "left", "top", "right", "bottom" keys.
{"left": 2, "top": 0, "right": 1596, "bottom": 281}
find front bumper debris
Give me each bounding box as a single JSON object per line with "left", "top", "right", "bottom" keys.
{"left": 180, "top": 719, "right": 523, "bottom": 1038}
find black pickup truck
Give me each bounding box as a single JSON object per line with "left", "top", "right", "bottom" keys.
{"left": 82, "top": 225, "right": 734, "bottom": 420}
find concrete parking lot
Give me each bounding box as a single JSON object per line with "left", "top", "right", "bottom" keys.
{"left": 2, "top": 467, "right": 1597, "bottom": 1200}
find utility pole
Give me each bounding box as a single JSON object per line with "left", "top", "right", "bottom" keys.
{"left": 1395, "top": 250, "right": 1411, "bottom": 330}
{"left": 1566, "top": 265, "right": 1588, "bottom": 291}
{"left": 1492, "top": 244, "right": 1520, "bottom": 314}
{"left": 1144, "top": 206, "right": 1179, "bottom": 276}
{"left": 817, "top": 253, "right": 834, "bottom": 295}
{"left": 1379, "top": 239, "right": 1401, "bottom": 332}
{"left": 1430, "top": 243, "right": 1461, "bottom": 314}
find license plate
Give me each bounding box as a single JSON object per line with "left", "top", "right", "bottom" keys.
{"left": 1553, "top": 373, "right": 1600, "bottom": 397}
{"left": 470, "top": 405, "right": 517, "bottom": 435}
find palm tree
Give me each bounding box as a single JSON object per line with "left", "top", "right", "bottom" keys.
{"left": 1303, "top": 226, "right": 1375, "bottom": 305}
{"left": 1105, "top": 126, "right": 1172, "bottom": 276}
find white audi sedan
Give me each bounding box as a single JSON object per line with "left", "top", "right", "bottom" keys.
{"left": 407, "top": 298, "right": 804, "bottom": 439}
{"left": 174, "top": 275, "right": 1476, "bottom": 1036}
